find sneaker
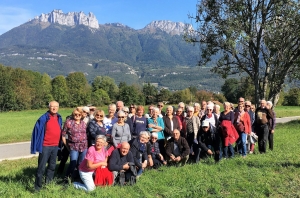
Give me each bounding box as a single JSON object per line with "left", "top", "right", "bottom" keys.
{"left": 119, "top": 172, "right": 125, "bottom": 186}
{"left": 249, "top": 151, "right": 253, "bottom": 154}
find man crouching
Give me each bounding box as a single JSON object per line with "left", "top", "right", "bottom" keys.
{"left": 165, "top": 129, "right": 190, "bottom": 166}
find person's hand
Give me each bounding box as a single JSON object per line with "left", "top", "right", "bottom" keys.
{"left": 193, "top": 139, "right": 198, "bottom": 144}
{"left": 175, "top": 156, "right": 181, "bottom": 162}
{"left": 271, "top": 130, "right": 274, "bottom": 134}
{"left": 170, "top": 154, "right": 176, "bottom": 161}
{"left": 148, "top": 158, "right": 153, "bottom": 167}
{"left": 101, "top": 162, "right": 108, "bottom": 167}
{"left": 123, "top": 163, "right": 130, "bottom": 170}
{"left": 148, "top": 124, "right": 155, "bottom": 128}
{"left": 207, "top": 149, "right": 213, "bottom": 155}
{"left": 142, "top": 162, "right": 147, "bottom": 169}
{"left": 215, "top": 150, "right": 220, "bottom": 154}
{"left": 159, "top": 154, "right": 164, "bottom": 161}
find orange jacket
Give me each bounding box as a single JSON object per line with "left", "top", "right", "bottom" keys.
{"left": 234, "top": 111, "right": 251, "bottom": 134}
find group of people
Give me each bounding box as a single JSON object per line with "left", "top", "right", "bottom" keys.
{"left": 30, "top": 98, "right": 276, "bottom": 192}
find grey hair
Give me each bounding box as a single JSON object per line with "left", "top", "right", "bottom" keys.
{"left": 140, "top": 131, "right": 149, "bottom": 137}
{"left": 266, "top": 101, "right": 273, "bottom": 107}
{"left": 151, "top": 132, "right": 158, "bottom": 138}
{"left": 194, "top": 103, "right": 200, "bottom": 107}
{"left": 117, "top": 110, "right": 125, "bottom": 116}
{"left": 95, "top": 135, "right": 107, "bottom": 142}
{"left": 48, "top": 101, "right": 59, "bottom": 108}
{"left": 108, "top": 103, "right": 116, "bottom": 109}
{"left": 178, "top": 102, "right": 185, "bottom": 107}
{"left": 187, "top": 106, "right": 194, "bottom": 112}
{"left": 122, "top": 106, "right": 129, "bottom": 112}
{"left": 152, "top": 107, "right": 160, "bottom": 113}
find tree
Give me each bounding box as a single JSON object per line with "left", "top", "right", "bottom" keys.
{"left": 51, "top": 75, "right": 69, "bottom": 107}
{"left": 221, "top": 78, "right": 240, "bottom": 102}
{"left": 283, "top": 88, "right": 300, "bottom": 106}
{"left": 157, "top": 88, "right": 171, "bottom": 102}
{"left": 66, "top": 72, "right": 91, "bottom": 107}
{"left": 91, "top": 89, "right": 110, "bottom": 106}
{"left": 0, "top": 65, "right": 16, "bottom": 111}
{"left": 186, "top": 0, "right": 300, "bottom": 106}
{"left": 118, "top": 84, "right": 145, "bottom": 105}
{"left": 142, "top": 83, "right": 158, "bottom": 104}
{"left": 92, "top": 76, "right": 118, "bottom": 101}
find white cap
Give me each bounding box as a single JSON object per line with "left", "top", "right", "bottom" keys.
{"left": 202, "top": 120, "right": 209, "bottom": 127}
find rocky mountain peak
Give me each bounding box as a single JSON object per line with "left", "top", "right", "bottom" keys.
{"left": 32, "top": 9, "right": 99, "bottom": 29}
{"left": 143, "top": 20, "right": 193, "bottom": 35}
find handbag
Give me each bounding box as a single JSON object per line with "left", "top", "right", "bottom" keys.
{"left": 235, "top": 122, "right": 245, "bottom": 132}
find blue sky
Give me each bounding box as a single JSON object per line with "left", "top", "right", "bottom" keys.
{"left": 0, "top": 0, "right": 198, "bottom": 35}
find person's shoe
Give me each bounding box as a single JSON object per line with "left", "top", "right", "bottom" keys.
{"left": 119, "top": 172, "right": 125, "bottom": 186}
{"left": 249, "top": 151, "right": 253, "bottom": 154}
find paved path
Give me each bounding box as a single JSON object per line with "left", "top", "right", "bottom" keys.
{"left": 0, "top": 116, "right": 299, "bottom": 162}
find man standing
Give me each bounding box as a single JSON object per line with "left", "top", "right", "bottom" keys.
{"left": 31, "top": 101, "right": 62, "bottom": 191}
{"left": 254, "top": 99, "right": 273, "bottom": 153}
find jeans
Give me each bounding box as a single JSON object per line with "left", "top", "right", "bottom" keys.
{"left": 257, "top": 124, "right": 269, "bottom": 153}
{"left": 223, "top": 144, "right": 234, "bottom": 158}
{"left": 66, "top": 149, "right": 87, "bottom": 178}
{"left": 268, "top": 131, "right": 274, "bottom": 150}
{"left": 238, "top": 132, "right": 247, "bottom": 156}
{"left": 34, "top": 146, "right": 58, "bottom": 191}
{"left": 73, "top": 170, "right": 95, "bottom": 192}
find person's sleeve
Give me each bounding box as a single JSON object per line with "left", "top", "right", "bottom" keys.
{"left": 230, "top": 112, "right": 235, "bottom": 124}
{"left": 159, "top": 118, "right": 165, "bottom": 131}
{"left": 111, "top": 124, "right": 118, "bottom": 147}
{"left": 147, "top": 118, "right": 153, "bottom": 132}
{"left": 163, "top": 117, "right": 172, "bottom": 137}
{"left": 61, "top": 120, "right": 68, "bottom": 137}
{"left": 193, "top": 117, "right": 200, "bottom": 139}
{"left": 181, "top": 138, "right": 190, "bottom": 158}
{"left": 126, "top": 124, "right": 131, "bottom": 141}
{"left": 127, "top": 151, "right": 134, "bottom": 163}
{"left": 272, "top": 111, "right": 276, "bottom": 130}
{"left": 165, "top": 141, "right": 172, "bottom": 157}
{"left": 108, "top": 150, "right": 123, "bottom": 171}
{"left": 177, "top": 116, "right": 182, "bottom": 130}
{"left": 130, "top": 144, "right": 142, "bottom": 168}
{"left": 267, "top": 109, "right": 274, "bottom": 119}
{"left": 88, "top": 122, "right": 97, "bottom": 142}
{"left": 85, "top": 147, "right": 95, "bottom": 161}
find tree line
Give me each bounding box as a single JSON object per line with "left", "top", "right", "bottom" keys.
{"left": 0, "top": 65, "right": 228, "bottom": 112}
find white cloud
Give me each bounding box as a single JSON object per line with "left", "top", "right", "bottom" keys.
{"left": 0, "top": 7, "right": 34, "bottom": 35}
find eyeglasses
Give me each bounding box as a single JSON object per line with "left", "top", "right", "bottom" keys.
{"left": 245, "top": 105, "right": 250, "bottom": 107}
{"left": 118, "top": 116, "right": 125, "bottom": 119}
{"left": 95, "top": 114, "right": 104, "bottom": 117}
{"left": 207, "top": 109, "right": 213, "bottom": 111}
{"left": 177, "top": 111, "right": 182, "bottom": 113}
{"left": 151, "top": 137, "right": 157, "bottom": 140}
{"left": 124, "top": 111, "right": 129, "bottom": 113}
{"left": 74, "top": 113, "right": 81, "bottom": 116}
{"left": 157, "top": 105, "right": 163, "bottom": 107}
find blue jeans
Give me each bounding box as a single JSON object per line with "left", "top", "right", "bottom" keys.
{"left": 238, "top": 132, "right": 247, "bottom": 156}
{"left": 73, "top": 170, "right": 95, "bottom": 192}
{"left": 34, "top": 146, "right": 58, "bottom": 191}
{"left": 223, "top": 144, "right": 234, "bottom": 158}
{"left": 66, "top": 149, "right": 87, "bottom": 178}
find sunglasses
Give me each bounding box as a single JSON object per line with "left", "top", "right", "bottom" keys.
{"left": 118, "top": 116, "right": 125, "bottom": 119}
{"left": 95, "top": 114, "right": 104, "bottom": 117}
{"left": 151, "top": 137, "right": 157, "bottom": 140}
{"left": 74, "top": 113, "right": 81, "bottom": 116}
{"left": 245, "top": 105, "right": 250, "bottom": 107}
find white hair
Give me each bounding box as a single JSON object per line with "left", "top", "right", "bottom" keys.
{"left": 266, "top": 101, "right": 273, "bottom": 107}
{"left": 194, "top": 103, "right": 200, "bottom": 107}
{"left": 187, "top": 106, "right": 194, "bottom": 112}
{"left": 95, "top": 135, "right": 107, "bottom": 142}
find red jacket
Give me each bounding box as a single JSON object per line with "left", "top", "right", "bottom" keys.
{"left": 234, "top": 111, "right": 251, "bottom": 134}
{"left": 220, "top": 120, "right": 239, "bottom": 146}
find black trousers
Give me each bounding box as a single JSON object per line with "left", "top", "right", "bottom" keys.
{"left": 268, "top": 131, "right": 274, "bottom": 150}
{"left": 257, "top": 124, "right": 269, "bottom": 153}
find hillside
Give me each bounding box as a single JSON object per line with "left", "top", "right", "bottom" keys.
{"left": 0, "top": 10, "right": 224, "bottom": 91}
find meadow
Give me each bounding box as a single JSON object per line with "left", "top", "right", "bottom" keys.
{"left": 0, "top": 106, "right": 299, "bottom": 144}
{"left": 0, "top": 120, "right": 299, "bottom": 197}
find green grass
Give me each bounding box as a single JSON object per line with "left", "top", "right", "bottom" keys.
{"left": 0, "top": 120, "right": 300, "bottom": 197}
{"left": 0, "top": 106, "right": 299, "bottom": 144}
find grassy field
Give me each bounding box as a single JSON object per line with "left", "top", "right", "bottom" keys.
{"left": 0, "top": 120, "right": 299, "bottom": 197}
{"left": 0, "top": 105, "right": 299, "bottom": 144}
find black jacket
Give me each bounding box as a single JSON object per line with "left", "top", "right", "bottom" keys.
{"left": 196, "top": 124, "right": 220, "bottom": 152}
{"left": 108, "top": 149, "right": 134, "bottom": 172}
{"left": 165, "top": 137, "right": 190, "bottom": 158}
{"left": 129, "top": 138, "right": 148, "bottom": 168}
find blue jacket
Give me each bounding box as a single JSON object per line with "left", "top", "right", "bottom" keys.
{"left": 30, "top": 111, "right": 62, "bottom": 154}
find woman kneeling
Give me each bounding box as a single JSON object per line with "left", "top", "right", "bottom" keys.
{"left": 73, "top": 135, "right": 113, "bottom": 192}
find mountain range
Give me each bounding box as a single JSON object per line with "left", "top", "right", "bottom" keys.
{"left": 0, "top": 10, "right": 223, "bottom": 91}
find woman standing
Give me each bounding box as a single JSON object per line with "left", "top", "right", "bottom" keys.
{"left": 163, "top": 105, "right": 181, "bottom": 140}
{"left": 87, "top": 109, "right": 106, "bottom": 147}
{"left": 234, "top": 104, "right": 251, "bottom": 158}
{"left": 73, "top": 135, "right": 112, "bottom": 192}
{"left": 62, "top": 108, "right": 88, "bottom": 179}
{"left": 111, "top": 111, "right": 131, "bottom": 147}
{"left": 132, "top": 105, "right": 148, "bottom": 139}
{"left": 219, "top": 102, "right": 238, "bottom": 159}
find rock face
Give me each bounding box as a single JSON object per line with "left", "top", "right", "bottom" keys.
{"left": 33, "top": 9, "right": 99, "bottom": 29}
{"left": 143, "top": 20, "right": 193, "bottom": 35}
